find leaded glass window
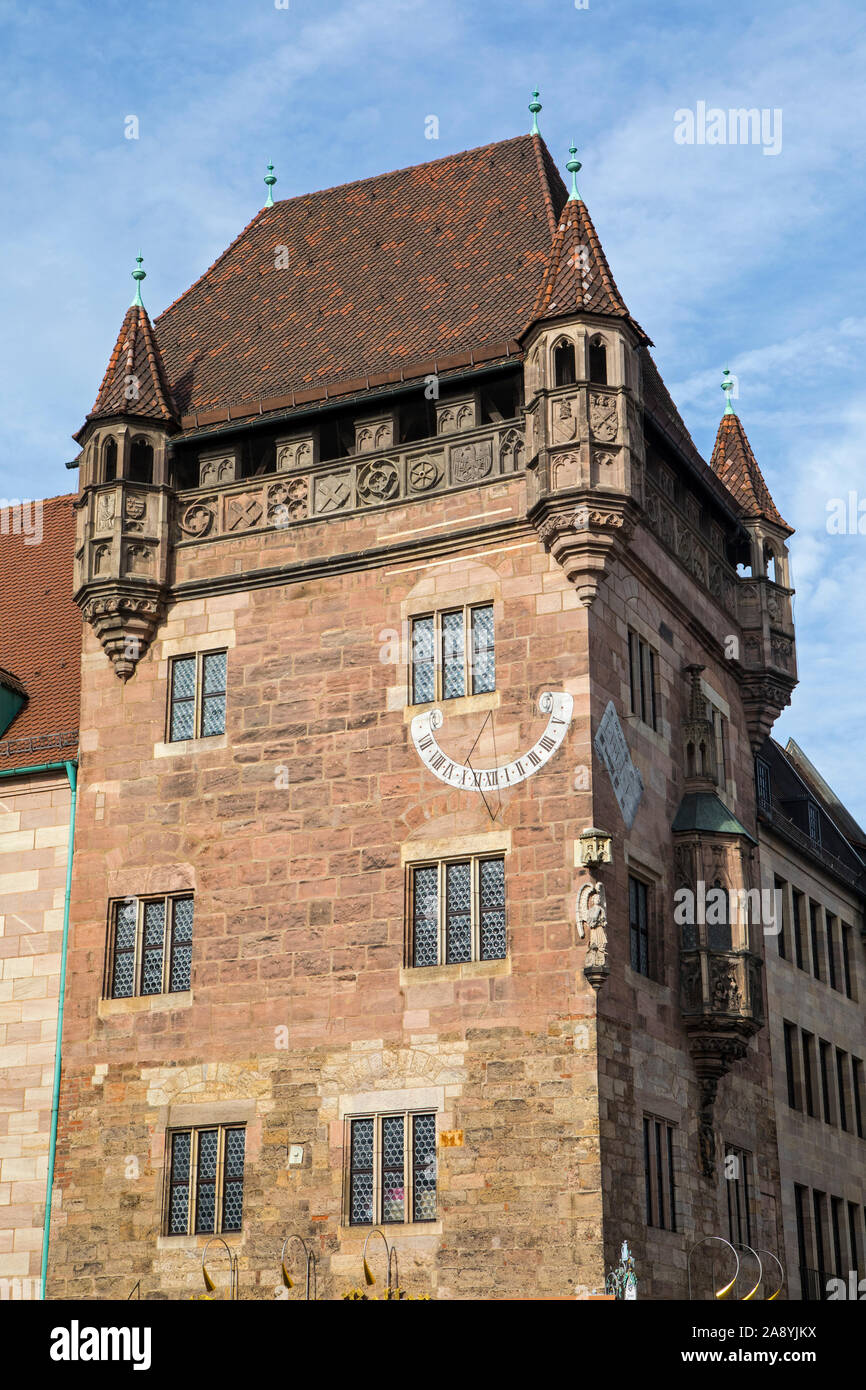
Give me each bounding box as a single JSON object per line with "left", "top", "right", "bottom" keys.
{"left": 107, "top": 895, "right": 193, "bottom": 998}
{"left": 165, "top": 1125, "right": 245, "bottom": 1237}
{"left": 169, "top": 649, "right": 227, "bottom": 741}
{"left": 348, "top": 1113, "right": 437, "bottom": 1226}
{"left": 409, "top": 605, "right": 495, "bottom": 704}
{"left": 409, "top": 856, "right": 506, "bottom": 967}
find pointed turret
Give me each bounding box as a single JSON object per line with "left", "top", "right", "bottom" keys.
{"left": 710, "top": 373, "right": 790, "bottom": 533}
{"left": 78, "top": 258, "right": 176, "bottom": 437}
{"left": 523, "top": 142, "right": 648, "bottom": 606}
{"left": 710, "top": 373, "right": 797, "bottom": 750}
{"left": 72, "top": 257, "right": 176, "bottom": 681}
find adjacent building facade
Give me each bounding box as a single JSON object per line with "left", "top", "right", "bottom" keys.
{"left": 9, "top": 117, "right": 854, "bottom": 1299}
{"left": 0, "top": 496, "right": 80, "bottom": 1296}
{"left": 758, "top": 737, "right": 866, "bottom": 1300}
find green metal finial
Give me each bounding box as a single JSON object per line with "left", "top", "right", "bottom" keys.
{"left": 566, "top": 143, "right": 582, "bottom": 202}
{"left": 529, "top": 89, "right": 542, "bottom": 135}
{"left": 264, "top": 161, "right": 277, "bottom": 207}
{"left": 131, "top": 253, "right": 146, "bottom": 308}
{"left": 721, "top": 367, "right": 736, "bottom": 415}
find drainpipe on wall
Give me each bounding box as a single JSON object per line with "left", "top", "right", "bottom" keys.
{"left": 0, "top": 758, "right": 78, "bottom": 1301}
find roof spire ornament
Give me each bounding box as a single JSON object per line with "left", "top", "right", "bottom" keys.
{"left": 529, "top": 89, "right": 542, "bottom": 135}
{"left": 130, "top": 253, "right": 146, "bottom": 308}
{"left": 721, "top": 367, "right": 736, "bottom": 415}
{"left": 566, "top": 143, "right": 582, "bottom": 202}
{"left": 264, "top": 161, "right": 277, "bottom": 207}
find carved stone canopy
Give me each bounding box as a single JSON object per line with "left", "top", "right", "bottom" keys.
{"left": 577, "top": 827, "right": 613, "bottom": 867}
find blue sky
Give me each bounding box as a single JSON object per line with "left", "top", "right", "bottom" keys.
{"left": 1, "top": 0, "right": 864, "bottom": 818}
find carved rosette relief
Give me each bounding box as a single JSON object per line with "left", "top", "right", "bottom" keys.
{"left": 178, "top": 501, "right": 216, "bottom": 537}
{"left": 266, "top": 478, "right": 308, "bottom": 524}
{"left": 408, "top": 456, "right": 442, "bottom": 491}
{"left": 357, "top": 458, "right": 400, "bottom": 504}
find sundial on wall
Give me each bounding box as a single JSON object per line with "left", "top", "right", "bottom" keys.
{"left": 410, "top": 692, "right": 574, "bottom": 816}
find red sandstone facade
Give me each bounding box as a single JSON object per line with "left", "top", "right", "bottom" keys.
{"left": 45, "top": 131, "right": 803, "bottom": 1299}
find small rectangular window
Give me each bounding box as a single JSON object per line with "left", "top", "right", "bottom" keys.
{"left": 775, "top": 877, "right": 788, "bottom": 959}
{"left": 802, "top": 1031, "right": 817, "bottom": 1117}
{"left": 827, "top": 916, "right": 839, "bottom": 991}
{"left": 409, "top": 856, "right": 506, "bottom": 967}
{"left": 628, "top": 630, "right": 658, "bottom": 730}
{"left": 836, "top": 1050, "right": 850, "bottom": 1132}
{"left": 841, "top": 924, "right": 854, "bottom": 999}
{"left": 643, "top": 1114, "right": 676, "bottom": 1231}
{"left": 169, "top": 649, "right": 227, "bottom": 741}
{"left": 756, "top": 759, "right": 772, "bottom": 809}
{"left": 628, "top": 875, "right": 651, "bottom": 977}
{"left": 808, "top": 802, "right": 822, "bottom": 847}
{"left": 809, "top": 902, "right": 823, "bottom": 982}
{"left": 819, "top": 1039, "right": 835, "bottom": 1126}
{"left": 107, "top": 895, "right": 193, "bottom": 999}
{"left": 725, "top": 1145, "right": 753, "bottom": 1248}
{"left": 791, "top": 889, "right": 806, "bottom": 972}
{"left": 783, "top": 1020, "right": 799, "bottom": 1110}
{"left": 852, "top": 1058, "right": 864, "bottom": 1140}
{"left": 165, "top": 1125, "right": 245, "bottom": 1236}
{"left": 347, "top": 1112, "right": 436, "bottom": 1226}
{"left": 410, "top": 605, "right": 495, "bottom": 704}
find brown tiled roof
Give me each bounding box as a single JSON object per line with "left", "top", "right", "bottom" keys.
{"left": 79, "top": 304, "right": 176, "bottom": 437}
{"left": 154, "top": 134, "right": 569, "bottom": 419}
{"left": 710, "top": 412, "right": 790, "bottom": 532}
{"left": 0, "top": 495, "right": 81, "bottom": 769}
{"left": 528, "top": 194, "right": 649, "bottom": 342}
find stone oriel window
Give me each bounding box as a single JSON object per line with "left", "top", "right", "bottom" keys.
{"left": 168, "top": 649, "right": 227, "bottom": 741}
{"left": 346, "top": 1112, "right": 436, "bottom": 1226}
{"left": 724, "top": 1144, "right": 753, "bottom": 1248}
{"left": 627, "top": 628, "right": 658, "bottom": 730}
{"left": 165, "top": 1125, "right": 245, "bottom": 1236}
{"left": 409, "top": 604, "right": 494, "bottom": 705}
{"left": 643, "top": 1114, "right": 677, "bottom": 1231}
{"left": 106, "top": 894, "right": 193, "bottom": 999}
{"left": 408, "top": 856, "right": 506, "bottom": 967}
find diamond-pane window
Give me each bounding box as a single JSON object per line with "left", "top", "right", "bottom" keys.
{"left": 409, "top": 605, "right": 495, "bottom": 704}
{"left": 445, "top": 861, "right": 472, "bottom": 963}
{"left": 350, "top": 1118, "right": 375, "bottom": 1225}
{"left": 409, "top": 856, "right": 506, "bottom": 967}
{"left": 169, "top": 649, "right": 227, "bottom": 741}
{"left": 107, "top": 895, "right": 193, "bottom": 999}
{"left": 111, "top": 900, "right": 137, "bottom": 998}
{"left": 347, "top": 1113, "right": 436, "bottom": 1226}
{"left": 441, "top": 611, "right": 466, "bottom": 699}
{"left": 479, "top": 857, "right": 506, "bottom": 960}
{"left": 413, "top": 1115, "right": 437, "bottom": 1222}
{"left": 471, "top": 605, "right": 495, "bottom": 694}
{"left": 165, "top": 1125, "right": 245, "bottom": 1237}
{"left": 411, "top": 617, "right": 435, "bottom": 704}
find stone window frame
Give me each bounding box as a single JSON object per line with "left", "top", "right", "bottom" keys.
{"left": 343, "top": 1109, "right": 438, "bottom": 1228}
{"left": 103, "top": 892, "right": 194, "bottom": 1001}
{"left": 642, "top": 1112, "right": 678, "bottom": 1233}
{"left": 166, "top": 647, "right": 228, "bottom": 743}
{"left": 163, "top": 1123, "right": 246, "bottom": 1238}
{"left": 408, "top": 603, "right": 495, "bottom": 707}
{"left": 405, "top": 852, "right": 507, "bottom": 969}
{"left": 627, "top": 627, "right": 659, "bottom": 731}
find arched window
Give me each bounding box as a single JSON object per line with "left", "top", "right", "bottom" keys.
{"left": 553, "top": 341, "right": 576, "bottom": 387}
{"left": 589, "top": 336, "right": 608, "bottom": 385}
{"left": 764, "top": 546, "right": 777, "bottom": 583}
{"left": 103, "top": 436, "right": 117, "bottom": 483}
{"left": 129, "top": 437, "right": 154, "bottom": 484}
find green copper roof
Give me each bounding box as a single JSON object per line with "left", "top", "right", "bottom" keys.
{"left": 721, "top": 367, "right": 736, "bottom": 416}
{"left": 671, "top": 792, "right": 756, "bottom": 842}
